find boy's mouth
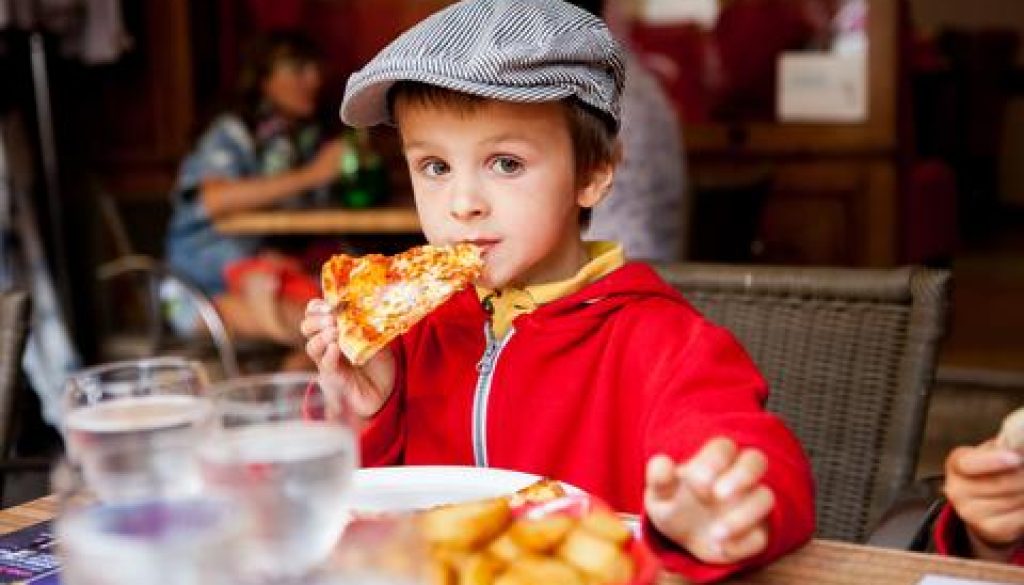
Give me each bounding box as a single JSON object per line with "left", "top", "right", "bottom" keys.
{"left": 461, "top": 238, "right": 500, "bottom": 258}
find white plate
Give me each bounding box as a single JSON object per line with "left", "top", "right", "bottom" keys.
{"left": 349, "top": 465, "right": 582, "bottom": 513}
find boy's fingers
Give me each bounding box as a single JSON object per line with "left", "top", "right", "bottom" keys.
{"left": 709, "top": 485, "right": 775, "bottom": 542}
{"left": 322, "top": 341, "right": 344, "bottom": 372}
{"left": 682, "top": 437, "right": 737, "bottom": 496}
{"left": 964, "top": 506, "right": 1024, "bottom": 547}
{"left": 299, "top": 316, "right": 323, "bottom": 337}
{"left": 305, "top": 326, "right": 336, "bottom": 359}
{"left": 646, "top": 454, "right": 679, "bottom": 500}
{"left": 948, "top": 469, "right": 1024, "bottom": 500}
{"left": 718, "top": 526, "right": 768, "bottom": 563}
{"left": 950, "top": 488, "right": 1024, "bottom": 518}
{"left": 950, "top": 446, "right": 1023, "bottom": 477}
{"left": 306, "top": 298, "right": 333, "bottom": 315}
{"left": 306, "top": 331, "right": 327, "bottom": 359}
{"left": 713, "top": 448, "right": 767, "bottom": 500}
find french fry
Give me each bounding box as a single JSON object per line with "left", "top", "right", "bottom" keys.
{"left": 579, "top": 511, "right": 632, "bottom": 546}
{"left": 432, "top": 545, "right": 471, "bottom": 568}
{"left": 505, "top": 555, "right": 585, "bottom": 585}
{"left": 507, "top": 479, "right": 567, "bottom": 507}
{"left": 458, "top": 552, "right": 504, "bottom": 585}
{"left": 427, "top": 558, "right": 456, "bottom": 585}
{"left": 488, "top": 530, "right": 527, "bottom": 564}
{"left": 421, "top": 497, "right": 512, "bottom": 549}
{"left": 559, "top": 527, "right": 634, "bottom": 584}
{"left": 509, "top": 516, "right": 574, "bottom": 552}
{"left": 492, "top": 572, "right": 532, "bottom": 585}
{"left": 420, "top": 481, "right": 638, "bottom": 585}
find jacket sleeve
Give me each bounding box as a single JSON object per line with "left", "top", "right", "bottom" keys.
{"left": 359, "top": 338, "right": 407, "bottom": 467}
{"left": 934, "top": 503, "right": 1024, "bottom": 565}
{"left": 640, "top": 320, "right": 816, "bottom": 583}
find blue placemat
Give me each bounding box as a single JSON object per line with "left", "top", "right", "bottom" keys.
{"left": 0, "top": 521, "right": 59, "bottom": 584}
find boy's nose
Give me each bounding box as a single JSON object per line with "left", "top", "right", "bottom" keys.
{"left": 448, "top": 181, "right": 489, "bottom": 221}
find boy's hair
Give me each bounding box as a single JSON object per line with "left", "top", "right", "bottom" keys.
{"left": 390, "top": 81, "right": 617, "bottom": 225}
{"left": 235, "top": 30, "right": 322, "bottom": 130}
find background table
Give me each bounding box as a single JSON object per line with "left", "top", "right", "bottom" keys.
{"left": 214, "top": 207, "right": 421, "bottom": 236}
{"left": 4, "top": 497, "right": 1022, "bottom": 584}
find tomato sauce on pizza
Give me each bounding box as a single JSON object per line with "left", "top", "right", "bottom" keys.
{"left": 321, "top": 243, "right": 484, "bottom": 364}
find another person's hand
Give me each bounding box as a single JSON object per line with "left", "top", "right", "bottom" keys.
{"left": 303, "top": 139, "right": 347, "bottom": 186}
{"left": 645, "top": 438, "right": 775, "bottom": 564}
{"left": 944, "top": 440, "right": 1024, "bottom": 562}
{"left": 300, "top": 298, "right": 396, "bottom": 419}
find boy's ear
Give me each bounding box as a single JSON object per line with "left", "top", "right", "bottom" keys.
{"left": 576, "top": 140, "right": 623, "bottom": 209}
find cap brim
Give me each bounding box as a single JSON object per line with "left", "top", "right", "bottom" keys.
{"left": 340, "top": 68, "right": 576, "bottom": 128}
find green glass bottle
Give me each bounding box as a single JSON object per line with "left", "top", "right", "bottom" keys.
{"left": 333, "top": 129, "right": 389, "bottom": 208}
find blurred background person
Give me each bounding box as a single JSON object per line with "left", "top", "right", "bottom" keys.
{"left": 164, "top": 30, "right": 344, "bottom": 357}
{"left": 571, "top": 0, "right": 689, "bottom": 262}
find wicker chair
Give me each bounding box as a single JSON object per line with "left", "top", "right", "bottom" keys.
{"left": 0, "top": 289, "right": 51, "bottom": 502}
{"left": 655, "top": 263, "right": 951, "bottom": 543}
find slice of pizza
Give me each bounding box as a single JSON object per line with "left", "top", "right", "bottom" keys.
{"left": 321, "top": 243, "right": 484, "bottom": 365}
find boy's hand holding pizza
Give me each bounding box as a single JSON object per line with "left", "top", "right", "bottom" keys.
{"left": 301, "top": 299, "right": 396, "bottom": 419}
{"left": 645, "top": 438, "right": 775, "bottom": 564}
{"left": 301, "top": 244, "right": 484, "bottom": 419}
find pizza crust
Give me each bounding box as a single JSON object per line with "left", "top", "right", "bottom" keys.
{"left": 336, "top": 327, "right": 388, "bottom": 366}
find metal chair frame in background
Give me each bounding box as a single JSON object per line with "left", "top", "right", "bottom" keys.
{"left": 94, "top": 187, "right": 242, "bottom": 378}
{"left": 96, "top": 254, "right": 241, "bottom": 379}
{"left": 0, "top": 289, "right": 51, "bottom": 503}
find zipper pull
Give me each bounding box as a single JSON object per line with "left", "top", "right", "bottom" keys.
{"left": 476, "top": 344, "right": 497, "bottom": 373}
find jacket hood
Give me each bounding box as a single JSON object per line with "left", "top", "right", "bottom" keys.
{"left": 440, "top": 262, "right": 691, "bottom": 332}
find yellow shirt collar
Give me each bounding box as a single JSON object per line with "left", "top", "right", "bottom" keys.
{"left": 476, "top": 241, "right": 625, "bottom": 338}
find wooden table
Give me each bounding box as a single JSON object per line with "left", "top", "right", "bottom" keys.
{"left": 213, "top": 207, "right": 421, "bottom": 236}
{"left": 5, "top": 497, "right": 1023, "bottom": 584}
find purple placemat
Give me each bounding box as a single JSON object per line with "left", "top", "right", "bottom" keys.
{"left": 0, "top": 521, "right": 59, "bottom": 584}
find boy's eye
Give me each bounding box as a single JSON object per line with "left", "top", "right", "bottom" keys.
{"left": 420, "top": 159, "right": 450, "bottom": 177}
{"left": 490, "top": 156, "right": 523, "bottom": 176}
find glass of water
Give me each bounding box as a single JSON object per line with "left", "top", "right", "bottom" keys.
{"left": 199, "top": 372, "right": 359, "bottom": 581}
{"left": 61, "top": 357, "right": 212, "bottom": 502}
{"left": 58, "top": 495, "right": 245, "bottom": 585}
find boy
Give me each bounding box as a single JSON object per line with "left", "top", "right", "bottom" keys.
{"left": 301, "top": 0, "right": 814, "bottom": 581}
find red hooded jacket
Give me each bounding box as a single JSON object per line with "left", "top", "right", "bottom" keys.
{"left": 361, "top": 263, "right": 815, "bottom": 582}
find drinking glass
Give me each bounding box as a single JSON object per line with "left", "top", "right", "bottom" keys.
{"left": 61, "top": 357, "right": 212, "bottom": 502}
{"left": 199, "top": 372, "right": 359, "bottom": 581}
{"left": 58, "top": 495, "right": 246, "bottom": 585}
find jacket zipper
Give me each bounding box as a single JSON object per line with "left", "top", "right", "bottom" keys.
{"left": 472, "top": 324, "right": 514, "bottom": 467}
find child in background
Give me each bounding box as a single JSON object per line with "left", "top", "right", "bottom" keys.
{"left": 301, "top": 1, "right": 814, "bottom": 581}
{"left": 165, "top": 31, "right": 343, "bottom": 353}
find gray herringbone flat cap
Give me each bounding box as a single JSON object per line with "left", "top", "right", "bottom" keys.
{"left": 340, "top": 0, "right": 625, "bottom": 129}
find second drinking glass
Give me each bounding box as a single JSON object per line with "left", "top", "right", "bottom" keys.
{"left": 199, "top": 372, "right": 359, "bottom": 581}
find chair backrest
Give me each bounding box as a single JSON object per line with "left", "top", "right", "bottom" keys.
{"left": 655, "top": 263, "right": 951, "bottom": 543}
{"left": 96, "top": 255, "right": 241, "bottom": 379}
{"left": 0, "top": 289, "right": 31, "bottom": 457}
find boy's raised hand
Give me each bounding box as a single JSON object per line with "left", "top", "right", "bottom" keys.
{"left": 944, "top": 441, "right": 1024, "bottom": 561}
{"left": 300, "top": 299, "right": 396, "bottom": 419}
{"left": 645, "top": 438, "right": 775, "bottom": 564}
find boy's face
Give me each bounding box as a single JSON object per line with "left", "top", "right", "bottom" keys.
{"left": 396, "top": 99, "right": 611, "bottom": 290}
